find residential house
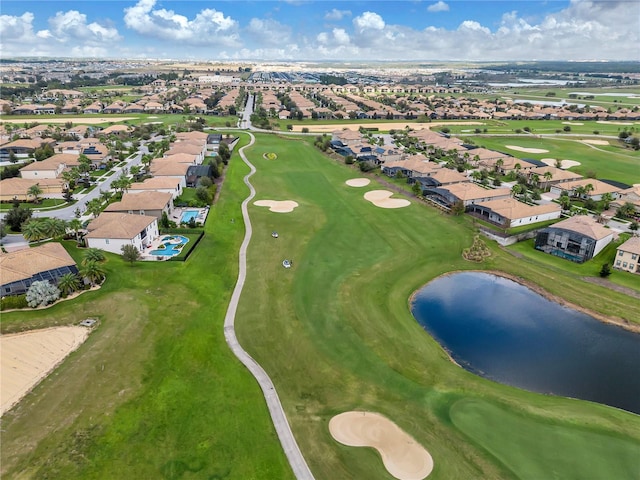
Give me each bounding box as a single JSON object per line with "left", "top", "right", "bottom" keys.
{"left": 527, "top": 166, "right": 583, "bottom": 188}
{"left": 611, "top": 185, "right": 640, "bottom": 216}
{"left": 550, "top": 179, "right": 623, "bottom": 201}
{"left": 85, "top": 212, "right": 159, "bottom": 255}
{"left": 0, "top": 138, "right": 56, "bottom": 161}
{"left": 469, "top": 198, "right": 562, "bottom": 228}
{"left": 423, "top": 182, "right": 511, "bottom": 208}
{"left": 149, "top": 161, "right": 190, "bottom": 188}
{"left": 129, "top": 177, "right": 183, "bottom": 198}
{"left": 0, "top": 242, "right": 79, "bottom": 297}
{"left": 186, "top": 165, "right": 213, "bottom": 187}
{"left": 0, "top": 177, "right": 64, "bottom": 201}
{"left": 104, "top": 191, "right": 174, "bottom": 219}
{"left": 534, "top": 215, "right": 614, "bottom": 263}
{"left": 19, "top": 153, "right": 80, "bottom": 180}
{"left": 164, "top": 142, "right": 206, "bottom": 163}
{"left": 614, "top": 236, "right": 640, "bottom": 274}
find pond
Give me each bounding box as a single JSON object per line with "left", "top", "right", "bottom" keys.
{"left": 411, "top": 272, "right": 640, "bottom": 414}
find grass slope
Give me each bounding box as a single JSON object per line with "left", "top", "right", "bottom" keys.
{"left": 0, "top": 134, "right": 294, "bottom": 480}
{"left": 236, "top": 133, "right": 640, "bottom": 479}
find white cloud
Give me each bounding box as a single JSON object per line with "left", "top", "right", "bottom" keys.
{"left": 0, "top": 10, "right": 120, "bottom": 57}
{"left": 245, "top": 18, "right": 292, "bottom": 46}
{"left": 124, "top": 0, "right": 240, "bottom": 47}
{"left": 353, "top": 12, "right": 385, "bottom": 33}
{"left": 427, "top": 2, "right": 450, "bottom": 13}
{"left": 325, "top": 9, "right": 351, "bottom": 21}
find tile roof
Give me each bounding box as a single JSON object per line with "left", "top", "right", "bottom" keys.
{"left": 548, "top": 215, "right": 613, "bottom": 240}
{"left": 0, "top": 243, "right": 76, "bottom": 285}
{"left": 104, "top": 191, "right": 172, "bottom": 211}
{"left": 85, "top": 212, "right": 157, "bottom": 240}
{"left": 477, "top": 197, "right": 561, "bottom": 220}
{"left": 617, "top": 236, "right": 640, "bottom": 256}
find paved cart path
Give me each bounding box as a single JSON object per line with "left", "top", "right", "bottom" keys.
{"left": 222, "top": 132, "right": 315, "bottom": 480}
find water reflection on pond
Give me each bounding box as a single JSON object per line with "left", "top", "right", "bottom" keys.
{"left": 411, "top": 272, "right": 640, "bottom": 414}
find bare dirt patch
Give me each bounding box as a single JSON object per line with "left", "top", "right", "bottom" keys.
{"left": 505, "top": 145, "right": 549, "bottom": 154}
{"left": 1, "top": 326, "right": 90, "bottom": 416}
{"left": 329, "top": 411, "right": 434, "bottom": 480}
{"left": 291, "top": 121, "right": 483, "bottom": 133}
{"left": 364, "top": 190, "right": 411, "bottom": 209}
{"left": 254, "top": 199, "right": 299, "bottom": 213}
{"left": 541, "top": 158, "right": 581, "bottom": 169}
{"left": 346, "top": 178, "right": 371, "bottom": 187}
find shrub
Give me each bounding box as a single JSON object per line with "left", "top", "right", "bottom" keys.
{"left": 1, "top": 294, "right": 28, "bottom": 311}
{"left": 26, "top": 280, "right": 60, "bottom": 308}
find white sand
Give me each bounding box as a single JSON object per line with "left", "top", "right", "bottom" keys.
{"left": 1, "top": 326, "right": 90, "bottom": 416}
{"left": 346, "top": 178, "right": 371, "bottom": 187}
{"left": 582, "top": 139, "right": 609, "bottom": 145}
{"left": 0, "top": 117, "right": 137, "bottom": 125}
{"left": 505, "top": 145, "right": 549, "bottom": 154}
{"left": 364, "top": 190, "right": 411, "bottom": 209}
{"left": 329, "top": 411, "right": 434, "bottom": 480}
{"left": 254, "top": 199, "right": 299, "bottom": 213}
{"left": 596, "top": 120, "right": 633, "bottom": 125}
{"left": 541, "top": 158, "right": 582, "bottom": 169}
{"left": 562, "top": 121, "right": 584, "bottom": 125}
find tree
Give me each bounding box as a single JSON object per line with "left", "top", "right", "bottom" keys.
{"left": 616, "top": 202, "right": 636, "bottom": 219}
{"left": 79, "top": 260, "right": 106, "bottom": 286}
{"left": 543, "top": 171, "right": 553, "bottom": 190}
{"left": 599, "top": 263, "right": 612, "bottom": 278}
{"left": 26, "top": 280, "right": 60, "bottom": 307}
{"left": 121, "top": 244, "right": 141, "bottom": 264}
{"left": 196, "top": 186, "right": 212, "bottom": 205}
{"left": 68, "top": 218, "right": 84, "bottom": 245}
{"left": 85, "top": 198, "right": 103, "bottom": 218}
{"left": 559, "top": 194, "right": 572, "bottom": 210}
{"left": 511, "top": 184, "right": 523, "bottom": 198}
{"left": 27, "top": 183, "right": 43, "bottom": 204}
{"left": 57, "top": 272, "right": 80, "bottom": 296}
{"left": 218, "top": 142, "right": 231, "bottom": 164}
{"left": 42, "top": 217, "right": 67, "bottom": 239}
{"left": 599, "top": 192, "right": 614, "bottom": 211}
{"left": 4, "top": 205, "right": 32, "bottom": 232}
{"left": 21, "top": 219, "right": 48, "bottom": 243}
{"left": 78, "top": 154, "right": 92, "bottom": 174}
{"left": 83, "top": 248, "right": 106, "bottom": 264}
{"left": 412, "top": 181, "right": 422, "bottom": 197}
{"left": 0, "top": 220, "right": 6, "bottom": 243}
{"left": 451, "top": 200, "right": 465, "bottom": 216}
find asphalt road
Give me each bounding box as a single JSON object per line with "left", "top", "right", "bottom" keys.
{"left": 222, "top": 131, "right": 315, "bottom": 480}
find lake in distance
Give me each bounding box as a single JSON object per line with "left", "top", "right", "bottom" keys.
{"left": 411, "top": 272, "right": 640, "bottom": 415}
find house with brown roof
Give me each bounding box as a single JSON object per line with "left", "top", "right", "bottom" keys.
{"left": 469, "top": 198, "right": 562, "bottom": 228}
{"left": 0, "top": 138, "right": 55, "bottom": 161}
{"left": 535, "top": 215, "right": 614, "bottom": 263}
{"left": 550, "top": 179, "right": 623, "bottom": 201}
{"left": 149, "top": 160, "right": 190, "bottom": 188}
{"left": 19, "top": 153, "right": 80, "bottom": 180}
{"left": 0, "top": 243, "right": 78, "bottom": 297}
{"left": 424, "top": 182, "right": 511, "bottom": 208}
{"left": 104, "top": 191, "right": 174, "bottom": 219}
{"left": 164, "top": 142, "right": 206, "bottom": 162}
{"left": 0, "top": 177, "right": 64, "bottom": 201}
{"left": 129, "top": 177, "right": 183, "bottom": 198}
{"left": 85, "top": 212, "right": 159, "bottom": 255}
{"left": 614, "top": 236, "right": 640, "bottom": 274}
{"left": 527, "top": 166, "right": 583, "bottom": 188}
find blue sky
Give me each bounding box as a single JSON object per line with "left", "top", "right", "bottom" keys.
{"left": 1, "top": 1, "right": 638, "bottom": 61}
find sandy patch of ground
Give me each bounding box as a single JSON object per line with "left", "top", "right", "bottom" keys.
{"left": 291, "top": 121, "right": 482, "bottom": 133}
{"left": 562, "top": 121, "right": 584, "bottom": 125}
{"left": 346, "top": 178, "right": 371, "bottom": 187}
{"left": 541, "top": 158, "right": 581, "bottom": 169}
{"left": 1, "top": 326, "right": 90, "bottom": 416}
{"left": 364, "top": 190, "right": 411, "bottom": 209}
{"left": 596, "top": 120, "right": 634, "bottom": 126}
{"left": 0, "top": 117, "right": 137, "bottom": 125}
{"left": 254, "top": 199, "right": 299, "bottom": 213}
{"left": 329, "top": 411, "right": 434, "bottom": 480}
{"left": 505, "top": 145, "right": 549, "bottom": 154}
{"left": 582, "top": 139, "right": 610, "bottom": 145}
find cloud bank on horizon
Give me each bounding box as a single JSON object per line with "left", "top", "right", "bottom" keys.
{"left": 0, "top": 0, "right": 638, "bottom": 61}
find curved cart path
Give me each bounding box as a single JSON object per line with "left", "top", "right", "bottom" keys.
{"left": 223, "top": 132, "right": 315, "bottom": 480}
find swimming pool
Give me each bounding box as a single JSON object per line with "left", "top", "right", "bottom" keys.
{"left": 150, "top": 235, "right": 189, "bottom": 256}
{"left": 181, "top": 210, "right": 200, "bottom": 223}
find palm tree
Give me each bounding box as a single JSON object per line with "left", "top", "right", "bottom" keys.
{"left": 42, "top": 217, "right": 67, "bottom": 239}
{"left": 543, "top": 171, "right": 553, "bottom": 190}
{"left": 83, "top": 248, "right": 106, "bottom": 265}
{"left": 85, "top": 198, "right": 103, "bottom": 218}
{"left": 68, "top": 218, "right": 83, "bottom": 245}
{"left": 79, "top": 260, "right": 106, "bottom": 286}
{"left": 22, "top": 219, "right": 48, "bottom": 243}
{"left": 27, "top": 183, "right": 43, "bottom": 204}
{"left": 511, "top": 184, "right": 523, "bottom": 198}
{"left": 57, "top": 272, "right": 80, "bottom": 296}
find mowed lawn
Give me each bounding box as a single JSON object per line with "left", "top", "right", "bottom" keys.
{"left": 236, "top": 133, "right": 640, "bottom": 479}
{"left": 1, "top": 132, "right": 639, "bottom": 479}
{"left": 0, "top": 133, "right": 294, "bottom": 480}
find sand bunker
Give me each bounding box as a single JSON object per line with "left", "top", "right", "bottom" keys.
{"left": 562, "top": 121, "right": 584, "bottom": 125}
{"left": 346, "top": 178, "right": 371, "bottom": 187}
{"left": 505, "top": 145, "right": 549, "bottom": 154}
{"left": 582, "top": 139, "right": 609, "bottom": 145}
{"left": 364, "top": 190, "right": 411, "bottom": 209}
{"left": 596, "top": 120, "right": 633, "bottom": 125}
{"left": 1, "top": 326, "right": 90, "bottom": 416}
{"left": 541, "top": 158, "right": 581, "bottom": 169}
{"left": 329, "top": 411, "right": 434, "bottom": 480}
{"left": 254, "top": 199, "right": 299, "bottom": 213}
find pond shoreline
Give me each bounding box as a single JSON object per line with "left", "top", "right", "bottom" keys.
{"left": 409, "top": 269, "right": 640, "bottom": 334}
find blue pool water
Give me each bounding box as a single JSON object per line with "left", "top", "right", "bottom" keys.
{"left": 181, "top": 210, "right": 200, "bottom": 223}
{"left": 150, "top": 235, "right": 189, "bottom": 256}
